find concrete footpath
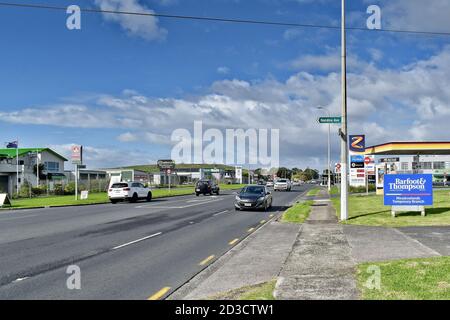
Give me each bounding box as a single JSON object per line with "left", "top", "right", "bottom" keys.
{"left": 275, "top": 191, "right": 359, "bottom": 300}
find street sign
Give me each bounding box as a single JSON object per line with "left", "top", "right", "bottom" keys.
{"left": 318, "top": 117, "right": 342, "bottom": 124}
{"left": 157, "top": 160, "right": 176, "bottom": 170}
{"left": 384, "top": 174, "right": 433, "bottom": 206}
{"left": 364, "top": 157, "right": 372, "bottom": 165}
{"left": 71, "top": 145, "right": 83, "bottom": 165}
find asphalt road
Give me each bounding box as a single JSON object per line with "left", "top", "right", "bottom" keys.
{"left": 0, "top": 185, "right": 311, "bottom": 300}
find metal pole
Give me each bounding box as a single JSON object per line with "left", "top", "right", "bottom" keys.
{"left": 16, "top": 140, "right": 19, "bottom": 195}
{"left": 75, "top": 165, "right": 78, "bottom": 200}
{"left": 340, "top": 0, "right": 349, "bottom": 221}
{"left": 328, "top": 122, "right": 331, "bottom": 192}
{"left": 36, "top": 150, "right": 40, "bottom": 187}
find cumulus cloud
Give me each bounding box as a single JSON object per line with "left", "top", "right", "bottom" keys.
{"left": 94, "top": 0, "right": 167, "bottom": 41}
{"left": 4, "top": 45, "right": 450, "bottom": 167}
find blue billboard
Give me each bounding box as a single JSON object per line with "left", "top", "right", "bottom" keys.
{"left": 349, "top": 135, "right": 366, "bottom": 153}
{"left": 384, "top": 174, "right": 433, "bottom": 206}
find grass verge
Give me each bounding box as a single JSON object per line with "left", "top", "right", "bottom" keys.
{"left": 281, "top": 201, "right": 313, "bottom": 224}
{"left": 357, "top": 256, "right": 450, "bottom": 300}
{"left": 1, "top": 184, "right": 246, "bottom": 210}
{"left": 307, "top": 187, "right": 321, "bottom": 197}
{"left": 331, "top": 189, "right": 450, "bottom": 227}
{"left": 208, "top": 281, "right": 276, "bottom": 300}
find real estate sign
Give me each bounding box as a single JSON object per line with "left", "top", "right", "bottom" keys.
{"left": 384, "top": 174, "right": 433, "bottom": 206}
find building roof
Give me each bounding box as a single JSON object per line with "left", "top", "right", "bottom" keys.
{"left": 0, "top": 148, "right": 68, "bottom": 161}
{"left": 365, "top": 142, "right": 450, "bottom": 156}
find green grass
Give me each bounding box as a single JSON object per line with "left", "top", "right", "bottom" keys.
{"left": 331, "top": 189, "right": 450, "bottom": 227}
{"left": 1, "top": 184, "right": 246, "bottom": 210}
{"left": 208, "top": 281, "right": 276, "bottom": 300}
{"left": 281, "top": 201, "right": 313, "bottom": 224}
{"left": 330, "top": 186, "right": 340, "bottom": 196}
{"left": 357, "top": 257, "right": 450, "bottom": 300}
{"left": 307, "top": 187, "right": 321, "bottom": 196}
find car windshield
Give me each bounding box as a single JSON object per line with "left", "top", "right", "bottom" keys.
{"left": 111, "top": 183, "right": 128, "bottom": 188}
{"left": 278, "top": 180, "right": 287, "bottom": 183}
{"left": 241, "top": 186, "right": 265, "bottom": 194}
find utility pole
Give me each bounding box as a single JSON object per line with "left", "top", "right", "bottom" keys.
{"left": 317, "top": 107, "right": 332, "bottom": 193}
{"left": 340, "top": 0, "right": 349, "bottom": 221}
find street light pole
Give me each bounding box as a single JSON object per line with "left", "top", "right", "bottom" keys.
{"left": 317, "top": 107, "right": 331, "bottom": 192}
{"left": 340, "top": 0, "right": 349, "bottom": 221}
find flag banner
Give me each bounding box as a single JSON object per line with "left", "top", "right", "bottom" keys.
{"left": 6, "top": 141, "right": 18, "bottom": 149}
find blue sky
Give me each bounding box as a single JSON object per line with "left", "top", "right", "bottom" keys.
{"left": 1, "top": 0, "right": 450, "bottom": 169}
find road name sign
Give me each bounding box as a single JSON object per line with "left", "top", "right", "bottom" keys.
{"left": 318, "top": 117, "right": 342, "bottom": 124}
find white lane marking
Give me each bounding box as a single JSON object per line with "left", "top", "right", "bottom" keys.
{"left": 136, "top": 198, "right": 225, "bottom": 209}
{"left": 112, "top": 232, "right": 162, "bottom": 250}
{"left": 213, "top": 210, "right": 229, "bottom": 217}
{"left": 13, "top": 277, "right": 29, "bottom": 283}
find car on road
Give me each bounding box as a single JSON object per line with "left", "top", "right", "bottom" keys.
{"left": 235, "top": 185, "right": 273, "bottom": 211}
{"left": 274, "top": 179, "right": 292, "bottom": 192}
{"left": 257, "top": 180, "right": 266, "bottom": 186}
{"left": 266, "top": 181, "right": 274, "bottom": 188}
{"left": 195, "top": 180, "right": 220, "bottom": 196}
{"left": 108, "top": 182, "right": 152, "bottom": 204}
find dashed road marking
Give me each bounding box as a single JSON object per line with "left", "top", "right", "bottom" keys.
{"left": 213, "top": 210, "right": 229, "bottom": 216}
{"left": 148, "top": 287, "right": 171, "bottom": 300}
{"left": 260, "top": 220, "right": 266, "bottom": 224}
{"left": 229, "top": 238, "right": 239, "bottom": 245}
{"left": 199, "top": 255, "right": 215, "bottom": 266}
{"left": 112, "top": 232, "right": 162, "bottom": 250}
{"left": 248, "top": 228, "right": 255, "bottom": 233}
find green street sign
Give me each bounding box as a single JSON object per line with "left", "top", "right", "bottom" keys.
{"left": 318, "top": 117, "right": 342, "bottom": 124}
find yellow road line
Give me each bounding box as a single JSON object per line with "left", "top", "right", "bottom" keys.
{"left": 248, "top": 228, "right": 255, "bottom": 232}
{"left": 199, "top": 255, "right": 215, "bottom": 266}
{"left": 260, "top": 220, "right": 266, "bottom": 224}
{"left": 148, "top": 287, "right": 171, "bottom": 300}
{"left": 229, "top": 238, "right": 239, "bottom": 245}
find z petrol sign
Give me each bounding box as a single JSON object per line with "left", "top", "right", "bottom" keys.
{"left": 384, "top": 174, "right": 433, "bottom": 206}
{"left": 349, "top": 135, "right": 366, "bottom": 153}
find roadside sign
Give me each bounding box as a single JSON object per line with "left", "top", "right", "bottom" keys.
{"left": 157, "top": 160, "right": 176, "bottom": 170}
{"left": 384, "top": 174, "right": 433, "bottom": 206}
{"left": 364, "top": 157, "right": 372, "bottom": 165}
{"left": 71, "top": 145, "right": 83, "bottom": 165}
{"left": 80, "top": 191, "right": 89, "bottom": 200}
{"left": 318, "top": 117, "right": 342, "bottom": 124}
{"left": 0, "top": 194, "right": 12, "bottom": 207}
{"left": 349, "top": 135, "right": 366, "bottom": 153}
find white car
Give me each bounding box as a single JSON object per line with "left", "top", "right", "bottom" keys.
{"left": 266, "top": 181, "right": 274, "bottom": 188}
{"left": 274, "top": 179, "right": 292, "bottom": 192}
{"left": 108, "top": 182, "right": 152, "bottom": 204}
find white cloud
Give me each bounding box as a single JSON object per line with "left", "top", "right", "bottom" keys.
{"left": 94, "top": 0, "right": 167, "bottom": 41}
{"left": 4, "top": 45, "right": 450, "bottom": 168}
{"left": 217, "top": 66, "right": 230, "bottom": 75}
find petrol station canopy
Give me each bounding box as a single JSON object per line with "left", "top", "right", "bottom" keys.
{"left": 365, "top": 142, "right": 450, "bottom": 156}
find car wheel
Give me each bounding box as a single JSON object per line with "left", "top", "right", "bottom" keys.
{"left": 146, "top": 192, "right": 152, "bottom": 202}
{"left": 216, "top": 190, "right": 220, "bottom": 195}
{"left": 196, "top": 193, "right": 200, "bottom": 197}
{"left": 110, "top": 200, "right": 117, "bottom": 204}
{"left": 130, "top": 193, "right": 138, "bottom": 203}
{"left": 235, "top": 207, "right": 241, "bottom": 211}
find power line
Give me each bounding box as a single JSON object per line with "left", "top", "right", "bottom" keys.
{"left": 1, "top": 1, "right": 450, "bottom": 37}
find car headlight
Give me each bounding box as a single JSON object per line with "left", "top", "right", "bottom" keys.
{"left": 235, "top": 196, "right": 241, "bottom": 201}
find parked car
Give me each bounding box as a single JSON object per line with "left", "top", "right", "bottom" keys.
{"left": 234, "top": 185, "right": 272, "bottom": 211}
{"left": 257, "top": 180, "right": 266, "bottom": 186}
{"left": 274, "top": 179, "right": 292, "bottom": 191}
{"left": 195, "top": 180, "right": 220, "bottom": 196}
{"left": 108, "top": 182, "right": 152, "bottom": 204}
{"left": 266, "top": 181, "right": 274, "bottom": 188}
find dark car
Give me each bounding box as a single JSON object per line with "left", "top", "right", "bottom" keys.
{"left": 195, "top": 180, "right": 220, "bottom": 196}
{"left": 235, "top": 185, "right": 272, "bottom": 211}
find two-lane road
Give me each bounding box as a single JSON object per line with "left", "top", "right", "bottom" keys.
{"left": 0, "top": 185, "right": 311, "bottom": 299}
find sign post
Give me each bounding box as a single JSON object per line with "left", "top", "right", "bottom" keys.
{"left": 71, "top": 145, "right": 83, "bottom": 200}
